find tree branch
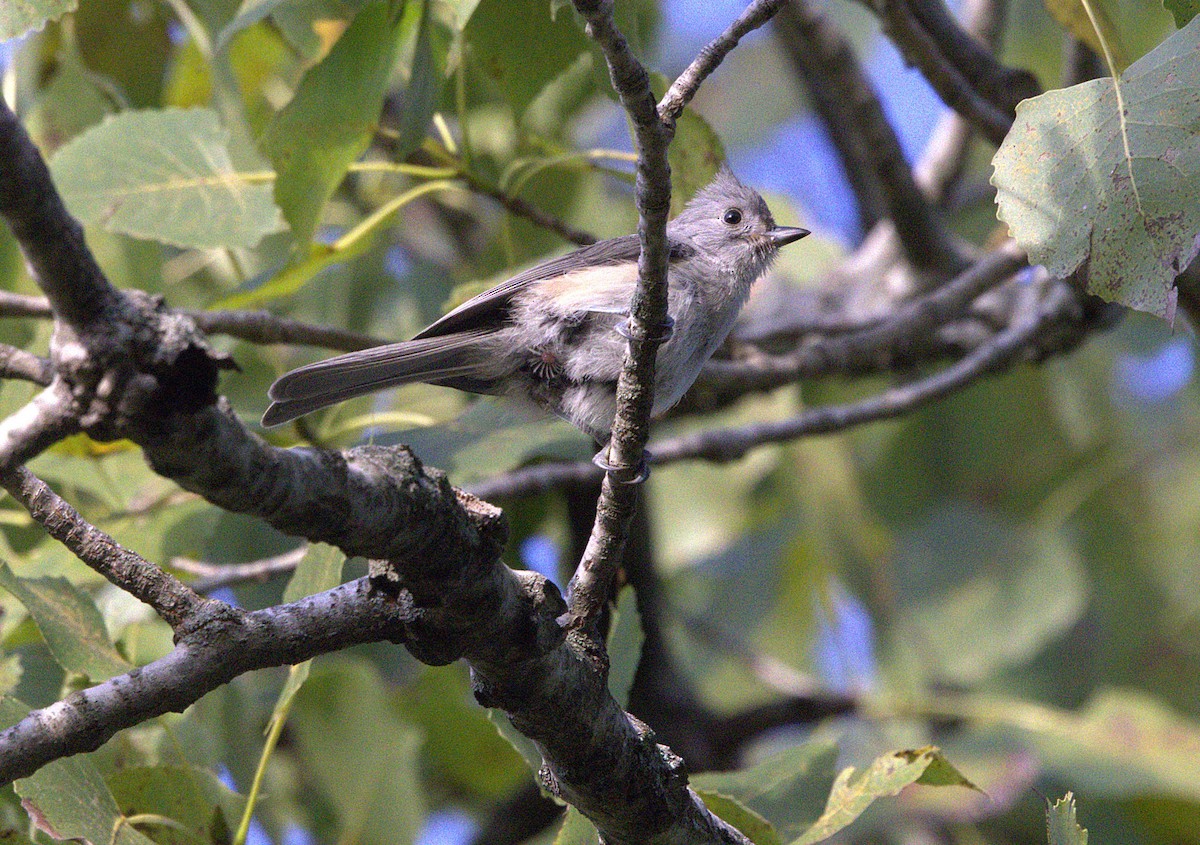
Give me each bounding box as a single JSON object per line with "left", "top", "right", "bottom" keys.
{"left": 0, "top": 291, "right": 387, "bottom": 354}
{"left": 658, "top": 0, "right": 790, "bottom": 127}
{"left": 867, "top": 0, "right": 1039, "bottom": 146}
{"left": 0, "top": 343, "right": 53, "bottom": 385}
{"left": 773, "top": 0, "right": 963, "bottom": 271}
{"left": 0, "top": 466, "right": 216, "bottom": 630}
{"left": 564, "top": 0, "right": 674, "bottom": 632}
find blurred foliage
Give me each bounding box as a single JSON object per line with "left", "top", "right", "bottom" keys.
{"left": 1, "top": 0, "right": 1200, "bottom": 844}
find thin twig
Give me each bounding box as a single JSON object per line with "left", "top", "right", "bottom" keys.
{"left": 190, "top": 310, "right": 385, "bottom": 351}
{"left": 659, "top": 0, "right": 790, "bottom": 127}
{"left": 0, "top": 343, "right": 53, "bottom": 385}
{"left": 0, "top": 291, "right": 389, "bottom": 354}
{"left": 705, "top": 243, "right": 1027, "bottom": 391}
{"left": 0, "top": 466, "right": 215, "bottom": 630}
{"left": 457, "top": 168, "right": 599, "bottom": 246}
{"left": 172, "top": 545, "right": 308, "bottom": 593}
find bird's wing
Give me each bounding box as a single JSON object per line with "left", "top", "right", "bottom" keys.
{"left": 413, "top": 235, "right": 697, "bottom": 338}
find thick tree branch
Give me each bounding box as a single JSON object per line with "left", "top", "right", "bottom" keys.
{"left": 0, "top": 104, "right": 122, "bottom": 329}
{"left": 0, "top": 382, "right": 78, "bottom": 467}
{"left": 0, "top": 577, "right": 408, "bottom": 784}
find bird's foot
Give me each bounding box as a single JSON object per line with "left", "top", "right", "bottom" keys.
{"left": 592, "top": 447, "right": 651, "bottom": 484}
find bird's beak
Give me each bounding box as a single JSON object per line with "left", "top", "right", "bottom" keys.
{"left": 768, "top": 226, "right": 810, "bottom": 247}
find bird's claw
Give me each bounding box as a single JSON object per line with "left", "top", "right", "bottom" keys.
{"left": 592, "top": 448, "right": 651, "bottom": 484}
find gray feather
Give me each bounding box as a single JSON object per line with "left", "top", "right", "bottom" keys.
{"left": 262, "top": 330, "right": 494, "bottom": 426}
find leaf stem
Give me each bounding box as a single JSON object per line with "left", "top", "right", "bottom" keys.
{"left": 1079, "top": 0, "right": 1144, "bottom": 216}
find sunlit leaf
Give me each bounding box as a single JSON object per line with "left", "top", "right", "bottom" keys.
{"left": 263, "top": 0, "right": 415, "bottom": 248}
{"left": 0, "top": 0, "right": 75, "bottom": 40}
{"left": 554, "top": 805, "right": 599, "bottom": 845}
{"left": 992, "top": 15, "right": 1200, "bottom": 317}
{"left": 1047, "top": 792, "right": 1089, "bottom": 845}
{"left": 290, "top": 659, "right": 426, "bottom": 844}
{"left": 398, "top": 666, "right": 527, "bottom": 799}
{"left": 791, "top": 747, "right": 978, "bottom": 845}
{"left": 49, "top": 108, "right": 284, "bottom": 249}
{"left": 464, "top": 0, "right": 591, "bottom": 115}
{"left": 0, "top": 560, "right": 131, "bottom": 681}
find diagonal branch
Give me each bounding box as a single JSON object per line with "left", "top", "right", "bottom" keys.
{"left": 773, "top": 0, "right": 963, "bottom": 271}
{"left": 0, "top": 466, "right": 216, "bottom": 630}
{"left": 659, "top": 0, "right": 790, "bottom": 127}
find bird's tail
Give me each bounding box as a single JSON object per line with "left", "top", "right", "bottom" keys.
{"left": 262, "top": 330, "right": 494, "bottom": 427}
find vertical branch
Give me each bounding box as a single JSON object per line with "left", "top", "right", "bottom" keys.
{"left": 564, "top": 1, "right": 674, "bottom": 634}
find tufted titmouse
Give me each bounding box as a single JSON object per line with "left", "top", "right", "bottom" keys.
{"left": 263, "top": 169, "right": 808, "bottom": 470}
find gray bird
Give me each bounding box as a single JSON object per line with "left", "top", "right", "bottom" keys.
{"left": 263, "top": 169, "right": 808, "bottom": 470}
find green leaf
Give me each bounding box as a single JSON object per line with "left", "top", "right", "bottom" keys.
{"left": 668, "top": 107, "right": 725, "bottom": 214}
{"left": 444, "top": 0, "right": 484, "bottom": 30}
{"left": 791, "top": 747, "right": 978, "bottom": 845}
{"left": 48, "top": 108, "right": 284, "bottom": 250}
{"left": 691, "top": 743, "right": 839, "bottom": 841}
{"left": 892, "top": 505, "right": 1086, "bottom": 684}
{"left": 487, "top": 708, "right": 546, "bottom": 781}
{"left": 11, "top": 716, "right": 157, "bottom": 845}
{"left": 0, "top": 560, "right": 131, "bottom": 681}
{"left": 992, "top": 15, "right": 1200, "bottom": 317}
{"left": 282, "top": 543, "right": 344, "bottom": 604}
{"left": 272, "top": 544, "right": 345, "bottom": 717}
{"left": 398, "top": 666, "right": 527, "bottom": 799}
{"left": 606, "top": 586, "right": 644, "bottom": 708}
{"left": 1042, "top": 0, "right": 1129, "bottom": 71}
{"left": 290, "top": 659, "right": 426, "bottom": 844}
{"left": 1047, "top": 792, "right": 1089, "bottom": 845}
{"left": 0, "top": 654, "right": 22, "bottom": 697}
{"left": 465, "top": 0, "right": 591, "bottom": 116}
{"left": 0, "top": 0, "right": 76, "bottom": 41}
{"left": 107, "top": 766, "right": 247, "bottom": 845}
{"left": 262, "top": 0, "right": 413, "bottom": 248}
{"left": 1164, "top": 0, "right": 1200, "bottom": 27}
{"left": 554, "top": 805, "right": 600, "bottom": 845}
{"left": 1024, "top": 689, "right": 1200, "bottom": 800}
{"left": 215, "top": 0, "right": 291, "bottom": 51}
{"left": 696, "top": 791, "right": 783, "bottom": 845}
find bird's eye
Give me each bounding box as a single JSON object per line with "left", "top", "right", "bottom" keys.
{"left": 723, "top": 208, "right": 743, "bottom": 226}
